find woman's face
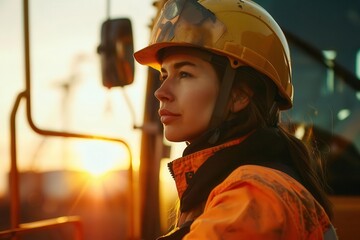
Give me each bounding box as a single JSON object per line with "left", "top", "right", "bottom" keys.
{"left": 155, "top": 48, "right": 219, "bottom": 143}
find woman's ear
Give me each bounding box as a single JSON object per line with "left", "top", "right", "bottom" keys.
{"left": 230, "top": 92, "right": 250, "bottom": 113}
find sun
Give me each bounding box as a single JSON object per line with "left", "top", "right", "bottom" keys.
{"left": 73, "top": 140, "right": 129, "bottom": 178}
{"left": 82, "top": 156, "right": 114, "bottom": 178}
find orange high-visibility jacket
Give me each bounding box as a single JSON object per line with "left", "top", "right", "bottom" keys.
{"left": 164, "top": 135, "right": 336, "bottom": 240}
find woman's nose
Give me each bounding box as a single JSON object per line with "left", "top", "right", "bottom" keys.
{"left": 154, "top": 80, "right": 174, "bottom": 102}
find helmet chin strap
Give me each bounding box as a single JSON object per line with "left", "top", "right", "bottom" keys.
{"left": 209, "top": 62, "right": 236, "bottom": 128}
{"left": 208, "top": 62, "right": 236, "bottom": 143}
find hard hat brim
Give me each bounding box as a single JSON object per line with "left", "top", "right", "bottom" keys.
{"left": 134, "top": 42, "right": 203, "bottom": 71}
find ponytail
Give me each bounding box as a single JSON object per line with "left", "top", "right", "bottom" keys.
{"left": 278, "top": 126, "right": 333, "bottom": 218}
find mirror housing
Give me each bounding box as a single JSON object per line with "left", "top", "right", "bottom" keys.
{"left": 97, "top": 18, "right": 134, "bottom": 88}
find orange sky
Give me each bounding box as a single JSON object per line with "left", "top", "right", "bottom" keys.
{"left": 0, "top": 0, "right": 158, "bottom": 195}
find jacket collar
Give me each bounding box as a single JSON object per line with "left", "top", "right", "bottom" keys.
{"left": 168, "top": 134, "right": 249, "bottom": 201}
{"left": 169, "top": 128, "right": 297, "bottom": 212}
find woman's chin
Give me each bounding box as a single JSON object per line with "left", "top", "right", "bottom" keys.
{"left": 164, "top": 129, "right": 187, "bottom": 143}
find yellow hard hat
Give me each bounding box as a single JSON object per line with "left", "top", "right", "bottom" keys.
{"left": 134, "top": 0, "right": 293, "bottom": 109}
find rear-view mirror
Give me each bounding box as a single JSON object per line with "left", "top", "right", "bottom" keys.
{"left": 97, "top": 18, "right": 134, "bottom": 88}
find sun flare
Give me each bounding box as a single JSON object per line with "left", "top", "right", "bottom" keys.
{"left": 73, "top": 140, "right": 129, "bottom": 178}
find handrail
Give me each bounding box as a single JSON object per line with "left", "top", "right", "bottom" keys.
{"left": 9, "top": 92, "right": 134, "bottom": 238}
{"left": 0, "top": 216, "right": 83, "bottom": 240}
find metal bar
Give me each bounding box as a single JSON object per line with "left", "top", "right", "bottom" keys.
{"left": 0, "top": 216, "right": 83, "bottom": 240}
{"left": 9, "top": 92, "right": 26, "bottom": 234}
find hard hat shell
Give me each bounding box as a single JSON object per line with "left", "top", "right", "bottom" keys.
{"left": 134, "top": 0, "right": 293, "bottom": 109}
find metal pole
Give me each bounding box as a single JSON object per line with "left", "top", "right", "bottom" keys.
{"left": 9, "top": 92, "right": 26, "bottom": 240}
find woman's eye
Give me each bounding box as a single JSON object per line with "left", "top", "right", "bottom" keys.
{"left": 159, "top": 71, "right": 192, "bottom": 82}
{"left": 179, "top": 71, "right": 191, "bottom": 78}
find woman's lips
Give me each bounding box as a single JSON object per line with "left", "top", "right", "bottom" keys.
{"left": 158, "top": 109, "right": 181, "bottom": 124}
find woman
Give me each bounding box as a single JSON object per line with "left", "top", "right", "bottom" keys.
{"left": 134, "top": 0, "right": 337, "bottom": 239}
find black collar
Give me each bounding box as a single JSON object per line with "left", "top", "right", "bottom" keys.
{"left": 180, "top": 127, "right": 302, "bottom": 212}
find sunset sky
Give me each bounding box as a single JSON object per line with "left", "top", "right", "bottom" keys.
{"left": 0, "top": 0, "right": 174, "bottom": 196}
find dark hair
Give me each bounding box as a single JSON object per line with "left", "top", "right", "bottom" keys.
{"left": 210, "top": 57, "right": 333, "bottom": 218}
